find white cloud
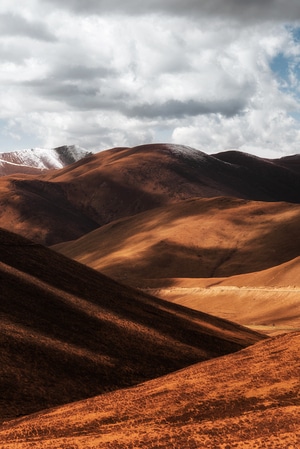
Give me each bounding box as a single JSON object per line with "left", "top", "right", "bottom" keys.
{"left": 0, "top": 2, "right": 300, "bottom": 156}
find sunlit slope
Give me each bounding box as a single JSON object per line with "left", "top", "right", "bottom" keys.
{"left": 0, "top": 228, "right": 263, "bottom": 422}
{"left": 1, "top": 332, "right": 299, "bottom": 448}
{"left": 53, "top": 197, "right": 300, "bottom": 281}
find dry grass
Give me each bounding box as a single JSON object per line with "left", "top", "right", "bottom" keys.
{"left": 1, "top": 145, "right": 300, "bottom": 446}
{"left": 0, "top": 228, "right": 263, "bottom": 423}
{"left": 0, "top": 332, "right": 299, "bottom": 448}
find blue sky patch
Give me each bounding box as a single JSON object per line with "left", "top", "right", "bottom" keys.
{"left": 270, "top": 53, "right": 290, "bottom": 83}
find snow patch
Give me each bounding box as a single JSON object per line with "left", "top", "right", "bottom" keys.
{"left": 0, "top": 145, "right": 90, "bottom": 171}
{"left": 166, "top": 144, "right": 210, "bottom": 163}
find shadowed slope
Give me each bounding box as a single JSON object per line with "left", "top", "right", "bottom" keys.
{"left": 216, "top": 151, "right": 300, "bottom": 175}
{"left": 53, "top": 197, "right": 300, "bottom": 281}
{"left": 274, "top": 154, "right": 300, "bottom": 174}
{"left": 0, "top": 229, "right": 264, "bottom": 422}
{"left": 0, "top": 177, "right": 99, "bottom": 245}
{"left": 1, "top": 332, "right": 299, "bottom": 448}
{"left": 1, "top": 144, "right": 300, "bottom": 244}
{"left": 214, "top": 149, "right": 300, "bottom": 181}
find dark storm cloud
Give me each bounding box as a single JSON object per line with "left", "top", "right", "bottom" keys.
{"left": 0, "top": 13, "right": 56, "bottom": 41}
{"left": 41, "top": 0, "right": 300, "bottom": 21}
{"left": 126, "top": 98, "right": 246, "bottom": 119}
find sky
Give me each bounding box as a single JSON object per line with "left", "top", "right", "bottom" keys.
{"left": 1, "top": 1, "right": 300, "bottom": 157}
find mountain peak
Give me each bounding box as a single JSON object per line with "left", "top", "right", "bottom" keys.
{"left": 0, "top": 145, "right": 91, "bottom": 176}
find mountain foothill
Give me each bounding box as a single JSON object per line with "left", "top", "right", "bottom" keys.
{"left": 0, "top": 143, "right": 299, "bottom": 447}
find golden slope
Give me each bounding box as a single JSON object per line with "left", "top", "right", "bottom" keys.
{"left": 53, "top": 197, "right": 300, "bottom": 281}
{"left": 0, "top": 228, "right": 263, "bottom": 422}
{"left": 1, "top": 332, "right": 299, "bottom": 448}
{"left": 140, "top": 257, "right": 300, "bottom": 335}
{"left": 53, "top": 197, "right": 300, "bottom": 335}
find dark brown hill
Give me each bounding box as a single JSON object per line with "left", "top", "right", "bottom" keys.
{"left": 0, "top": 228, "right": 263, "bottom": 422}
{"left": 1, "top": 331, "right": 298, "bottom": 448}
{"left": 272, "top": 153, "right": 300, "bottom": 174}
{"left": 1, "top": 144, "right": 300, "bottom": 245}
{"left": 213, "top": 150, "right": 300, "bottom": 199}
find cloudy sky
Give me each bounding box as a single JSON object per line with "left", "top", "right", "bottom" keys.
{"left": 1, "top": 1, "right": 300, "bottom": 157}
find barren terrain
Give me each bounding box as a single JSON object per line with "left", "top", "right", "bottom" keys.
{"left": 54, "top": 197, "right": 300, "bottom": 334}
{"left": 1, "top": 144, "right": 300, "bottom": 446}
{"left": 0, "top": 228, "right": 262, "bottom": 422}
{"left": 54, "top": 197, "right": 300, "bottom": 280}
{"left": 1, "top": 144, "right": 300, "bottom": 244}
{"left": 1, "top": 331, "right": 299, "bottom": 448}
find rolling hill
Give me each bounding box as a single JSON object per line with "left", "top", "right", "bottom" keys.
{"left": 146, "top": 261, "right": 300, "bottom": 335}
{"left": 1, "top": 331, "right": 298, "bottom": 448}
{"left": 0, "top": 228, "right": 264, "bottom": 422}
{"left": 53, "top": 197, "right": 300, "bottom": 281}
{"left": 1, "top": 144, "right": 300, "bottom": 245}
{"left": 1, "top": 143, "right": 299, "bottom": 447}
{"left": 53, "top": 197, "right": 300, "bottom": 335}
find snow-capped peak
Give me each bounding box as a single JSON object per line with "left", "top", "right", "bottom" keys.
{"left": 0, "top": 145, "right": 91, "bottom": 175}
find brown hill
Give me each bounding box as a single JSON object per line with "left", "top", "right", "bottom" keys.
{"left": 214, "top": 149, "right": 300, "bottom": 177}
{"left": 1, "top": 331, "right": 298, "bottom": 448}
{"left": 0, "top": 176, "right": 99, "bottom": 245}
{"left": 0, "top": 162, "right": 43, "bottom": 177}
{"left": 53, "top": 197, "right": 300, "bottom": 335}
{"left": 53, "top": 197, "right": 300, "bottom": 282}
{"left": 1, "top": 144, "right": 300, "bottom": 245}
{"left": 0, "top": 228, "right": 263, "bottom": 422}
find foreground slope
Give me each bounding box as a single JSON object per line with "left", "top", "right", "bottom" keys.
{"left": 1, "top": 144, "right": 300, "bottom": 244}
{"left": 0, "top": 229, "right": 263, "bottom": 422}
{"left": 53, "top": 197, "right": 300, "bottom": 281}
{"left": 1, "top": 332, "right": 299, "bottom": 448}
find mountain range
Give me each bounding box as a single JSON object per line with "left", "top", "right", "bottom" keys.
{"left": 0, "top": 142, "right": 299, "bottom": 447}
{"left": 0, "top": 145, "right": 91, "bottom": 176}
{"left": 0, "top": 143, "right": 300, "bottom": 245}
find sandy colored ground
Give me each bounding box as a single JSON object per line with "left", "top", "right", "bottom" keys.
{"left": 137, "top": 256, "right": 300, "bottom": 335}
{"left": 143, "top": 285, "right": 300, "bottom": 336}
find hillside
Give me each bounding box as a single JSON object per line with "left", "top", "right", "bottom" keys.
{"left": 53, "top": 197, "right": 300, "bottom": 281}
{"left": 1, "top": 331, "right": 298, "bottom": 448}
{"left": 1, "top": 144, "right": 300, "bottom": 244}
{"left": 146, "top": 263, "right": 300, "bottom": 335}
{"left": 53, "top": 197, "right": 300, "bottom": 335}
{"left": 0, "top": 228, "right": 263, "bottom": 422}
